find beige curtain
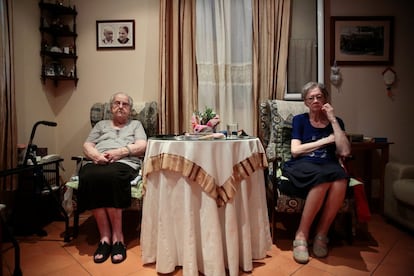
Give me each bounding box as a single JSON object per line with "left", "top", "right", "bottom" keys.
{"left": 252, "top": 0, "right": 291, "bottom": 135}
{"left": 159, "top": 0, "right": 198, "bottom": 135}
{"left": 0, "top": 0, "right": 18, "bottom": 191}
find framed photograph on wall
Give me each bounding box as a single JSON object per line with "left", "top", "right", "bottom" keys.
{"left": 331, "top": 16, "right": 394, "bottom": 65}
{"left": 96, "top": 20, "right": 135, "bottom": 50}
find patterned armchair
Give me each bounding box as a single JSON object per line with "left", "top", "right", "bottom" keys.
{"left": 66, "top": 100, "right": 158, "bottom": 239}
{"left": 258, "top": 99, "right": 355, "bottom": 243}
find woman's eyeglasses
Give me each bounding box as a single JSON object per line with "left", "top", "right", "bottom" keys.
{"left": 112, "top": 101, "right": 130, "bottom": 107}
{"left": 305, "top": 95, "right": 324, "bottom": 102}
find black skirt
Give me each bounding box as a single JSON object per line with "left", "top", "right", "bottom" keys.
{"left": 280, "top": 159, "right": 349, "bottom": 198}
{"left": 77, "top": 162, "right": 136, "bottom": 212}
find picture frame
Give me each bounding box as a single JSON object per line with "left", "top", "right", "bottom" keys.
{"left": 96, "top": 20, "right": 135, "bottom": 50}
{"left": 330, "top": 16, "right": 394, "bottom": 65}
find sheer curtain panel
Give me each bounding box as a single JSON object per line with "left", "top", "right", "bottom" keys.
{"left": 196, "top": 0, "right": 253, "bottom": 135}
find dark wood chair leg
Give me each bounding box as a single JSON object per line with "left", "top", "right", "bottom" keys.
{"left": 73, "top": 209, "right": 80, "bottom": 238}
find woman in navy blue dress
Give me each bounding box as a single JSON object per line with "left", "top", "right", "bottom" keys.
{"left": 281, "top": 82, "right": 351, "bottom": 264}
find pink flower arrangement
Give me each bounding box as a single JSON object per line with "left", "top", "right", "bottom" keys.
{"left": 191, "top": 107, "right": 220, "bottom": 133}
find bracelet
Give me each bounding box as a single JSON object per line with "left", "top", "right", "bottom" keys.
{"left": 125, "top": 145, "right": 132, "bottom": 157}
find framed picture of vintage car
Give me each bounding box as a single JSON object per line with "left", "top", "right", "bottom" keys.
{"left": 331, "top": 16, "right": 394, "bottom": 65}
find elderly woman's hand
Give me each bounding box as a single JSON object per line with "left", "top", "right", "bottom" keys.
{"left": 103, "top": 148, "right": 126, "bottom": 163}
{"left": 325, "top": 134, "right": 335, "bottom": 144}
{"left": 93, "top": 153, "right": 110, "bottom": 165}
{"left": 321, "top": 103, "right": 337, "bottom": 122}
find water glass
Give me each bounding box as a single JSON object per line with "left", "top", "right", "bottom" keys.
{"left": 226, "top": 123, "right": 238, "bottom": 139}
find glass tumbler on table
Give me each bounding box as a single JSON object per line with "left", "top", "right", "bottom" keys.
{"left": 226, "top": 123, "right": 238, "bottom": 139}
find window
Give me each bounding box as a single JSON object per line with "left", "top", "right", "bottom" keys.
{"left": 285, "top": 0, "right": 324, "bottom": 100}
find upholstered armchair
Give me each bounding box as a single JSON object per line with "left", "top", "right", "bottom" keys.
{"left": 65, "top": 100, "right": 158, "bottom": 239}
{"left": 258, "top": 99, "right": 355, "bottom": 243}
{"left": 384, "top": 162, "right": 414, "bottom": 231}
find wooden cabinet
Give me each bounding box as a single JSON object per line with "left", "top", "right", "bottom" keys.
{"left": 39, "top": 0, "right": 78, "bottom": 86}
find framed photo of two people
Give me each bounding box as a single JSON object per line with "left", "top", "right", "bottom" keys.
{"left": 96, "top": 20, "right": 135, "bottom": 50}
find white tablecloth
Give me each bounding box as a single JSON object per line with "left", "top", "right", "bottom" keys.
{"left": 140, "top": 137, "right": 272, "bottom": 276}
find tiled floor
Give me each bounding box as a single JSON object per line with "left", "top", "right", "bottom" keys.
{"left": 2, "top": 211, "right": 414, "bottom": 276}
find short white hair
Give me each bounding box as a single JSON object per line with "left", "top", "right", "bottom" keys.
{"left": 109, "top": 92, "right": 133, "bottom": 107}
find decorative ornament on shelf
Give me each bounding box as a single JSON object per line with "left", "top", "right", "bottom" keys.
{"left": 330, "top": 60, "right": 342, "bottom": 89}
{"left": 382, "top": 67, "right": 396, "bottom": 99}
{"left": 191, "top": 107, "right": 220, "bottom": 134}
